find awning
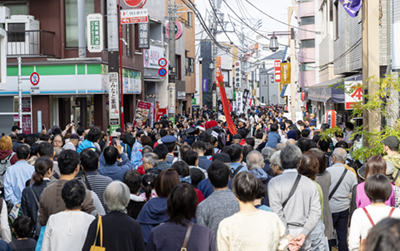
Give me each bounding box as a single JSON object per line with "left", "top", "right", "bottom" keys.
{"left": 308, "top": 77, "right": 347, "bottom": 103}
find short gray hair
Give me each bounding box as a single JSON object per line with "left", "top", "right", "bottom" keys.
{"left": 104, "top": 181, "right": 130, "bottom": 211}
{"left": 280, "top": 144, "right": 302, "bottom": 169}
{"left": 261, "top": 147, "right": 274, "bottom": 162}
{"left": 143, "top": 152, "right": 158, "bottom": 167}
{"left": 333, "top": 148, "right": 347, "bottom": 162}
{"left": 246, "top": 150, "right": 264, "bottom": 171}
{"left": 270, "top": 150, "right": 282, "bottom": 170}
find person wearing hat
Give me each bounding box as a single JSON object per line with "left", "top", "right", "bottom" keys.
{"left": 63, "top": 133, "right": 80, "bottom": 151}
{"left": 11, "top": 125, "right": 21, "bottom": 135}
{"left": 162, "top": 135, "right": 178, "bottom": 164}
{"left": 382, "top": 136, "right": 400, "bottom": 186}
{"left": 185, "top": 127, "right": 198, "bottom": 146}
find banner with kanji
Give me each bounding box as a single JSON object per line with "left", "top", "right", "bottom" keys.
{"left": 345, "top": 81, "right": 363, "bottom": 110}
{"left": 133, "top": 100, "right": 152, "bottom": 127}
{"left": 217, "top": 75, "right": 237, "bottom": 135}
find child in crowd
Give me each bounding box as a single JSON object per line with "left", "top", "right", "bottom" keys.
{"left": 140, "top": 173, "right": 157, "bottom": 201}
{"left": 9, "top": 216, "right": 37, "bottom": 251}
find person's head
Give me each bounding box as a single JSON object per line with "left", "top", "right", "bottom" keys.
{"left": 180, "top": 145, "right": 192, "bottom": 160}
{"left": 242, "top": 145, "right": 253, "bottom": 162}
{"left": 280, "top": 144, "right": 302, "bottom": 169}
{"left": 301, "top": 129, "right": 310, "bottom": 138}
{"left": 318, "top": 138, "right": 334, "bottom": 153}
{"left": 32, "top": 157, "right": 54, "bottom": 184}
{"left": 125, "top": 123, "right": 133, "bottom": 133}
{"left": 52, "top": 134, "right": 64, "bottom": 148}
{"left": 297, "top": 152, "right": 319, "bottom": 180}
{"left": 171, "top": 161, "right": 190, "bottom": 179}
{"left": 199, "top": 132, "right": 210, "bottom": 143}
{"left": 321, "top": 123, "right": 330, "bottom": 131}
{"left": 142, "top": 152, "right": 159, "bottom": 170}
{"left": 142, "top": 145, "right": 153, "bottom": 155}
{"left": 232, "top": 172, "right": 259, "bottom": 203}
{"left": 61, "top": 179, "right": 86, "bottom": 210}
{"left": 270, "top": 150, "right": 283, "bottom": 175}
{"left": 182, "top": 150, "right": 198, "bottom": 166}
{"left": 270, "top": 123, "right": 278, "bottom": 132}
{"left": 296, "top": 138, "right": 312, "bottom": 153}
{"left": 335, "top": 130, "right": 344, "bottom": 140}
{"left": 168, "top": 183, "right": 197, "bottom": 226}
{"left": 308, "top": 148, "right": 327, "bottom": 174}
{"left": 382, "top": 136, "right": 399, "bottom": 154}
{"left": 232, "top": 134, "right": 242, "bottom": 144}
{"left": 208, "top": 160, "right": 230, "bottom": 189}
{"left": 76, "top": 127, "right": 85, "bottom": 137}
{"left": 261, "top": 147, "right": 274, "bottom": 162}
{"left": 87, "top": 127, "right": 102, "bottom": 143}
{"left": 345, "top": 122, "right": 354, "bottom": 131}
{"left": 228, "top": 144, "right": 243, "bottom": 163}
{"left": 58, "top": 150, "right": 80, "bottom": 175}
{"left": 123, "top": 170, "right": 142, "bottom": 195}
{"left": 12, "top": 216, "right": 32, "bottom": 239}
{"left": 245, "top": 138, "right": 255, "bottom": 148}
{"left": 365, "top": 156, "right": 387, "bottom": 179}
{"left": 38, "top": 142, "right": 54, "bottom": 159}
{"left": 364, "top": 218, "right": 400, "bottom": 251}
{"left": 365, "top": 174, "right": 392, "bottom": 203}
{"left": 141, "top": 173, "right": 157, "bottom": 200}
{"left": 276, "top": 143, "right": 286, "bottom": 150}
{"left": 104, "top": 146, "right": 119, "bottom": 165}
{"left": 39, "top": 134, "right": 51, "bottom": 142}
{"left": 238, "top": 129, "right": 247, "bottom": 139}
{"left": 80, "top": 149, "right": 99, "bottom": 172}
{"left": 104, "top": 181, "right": 130, "bottom": 211}
{"left": 154, "top": 168, "right": 180, "bottom": 198}
{"left": 25, "top": 136, "right": 36, "bottom": 147}
{"left": 16, "top": 144, "right": 30, "bottom": 160}
{"left": 0, "top": 135, "right": 12, "bottom": 151}
{"left": 154, "top": 144, "right": 168, "bottom": 160}
{"left": 140, "top": 135, "right": 152, "bottom": 148}
{"left": 246, "top": 150, "right": 264, "bottom": 171}
{"left": 192, "top": 140, "right": 206, "bottom": 156}
{"left": 332, "top": 147, "right": 347, "bottom": 164}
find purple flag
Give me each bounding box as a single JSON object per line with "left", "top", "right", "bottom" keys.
{"left": 202, "top": 78, "right": 209, "bottom": 92}
{"left": 340, "top": 0, "right": 362, "bottom": 18}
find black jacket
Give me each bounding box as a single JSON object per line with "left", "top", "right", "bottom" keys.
{"left": 21, "top": 180, "right": 50, "bottom": 226}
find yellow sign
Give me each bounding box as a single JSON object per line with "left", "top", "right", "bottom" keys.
{"left": 280, "top": 63, "right": 291, "bottom": 85}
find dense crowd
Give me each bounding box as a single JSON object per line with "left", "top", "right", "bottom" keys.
{"left": 0, "top": 105, "right": 398, "bottom": 251}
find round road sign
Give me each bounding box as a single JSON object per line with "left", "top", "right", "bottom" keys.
{"left": 30, "top": 72, "right": 40, "bottom": 86}
{"left": 158, "top": 68, "right": 167, "bottom": 77}
{"left": 158, "top": 58, "right": 167, "bottom": 67}
{"left": 124, "top": 0, "right": 147, "bottom": 8}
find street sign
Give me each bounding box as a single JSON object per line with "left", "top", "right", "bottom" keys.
{"left": 87, "top": 14, "right": 103, "bottom": 53}
{"left": 121, "top": 9, "right": 148, "bottom": 24}
{"left": 158, "top": 68, "right": 167, "bottom": 77}
{"left": 158, "top": 58, "right": 167, "bottom": 67}
{"left": 274, "top": 60, "right": 281, "bottom": 82}
{"left": 30, "top": 86, "right": 40, "bottom": 94}
{"left": 108, "top": 72, "right": 120, "bottom": 125}
{"left": 165, "top": 20, "right": 183, "bottom": 40}
{"left": 30, "top": 72, "right": 40, "bottom": 86}
{"left": 124, "top": 0, "right": 147, "bottom": 8}
{"left": 345, "top": 81, "right": 363, "bottom": 110}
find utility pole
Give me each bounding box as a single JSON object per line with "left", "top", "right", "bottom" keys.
{"left": 210, "top": 10, "right": 217, "bottom": 112}
{"left": 362, "top": 0, "right": 380, "bottom": 143}
{"left": 289, "top": 28, "right": 296, "bottom": 122}
{"left": 168, "top": 0, "right": 176, "bottom": 119}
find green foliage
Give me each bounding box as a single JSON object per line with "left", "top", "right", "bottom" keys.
{"left": 322, "top": 74, "right": 400, "bottom": 162}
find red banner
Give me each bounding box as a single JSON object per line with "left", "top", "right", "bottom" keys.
{"left": 156, "top": 108, "right": 167, "bottom": 122}
{"left": 217, "top": 75, "right": 237, "bottom": 135}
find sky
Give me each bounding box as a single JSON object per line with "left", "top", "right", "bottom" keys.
{"left": 194, "top": 0, "right": 294, "bottom": 48}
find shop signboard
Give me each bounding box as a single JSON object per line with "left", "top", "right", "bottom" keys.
{"left": 133, "top": 100, "right": 152, "bottom": 127}
{"left": 108, "top": 72, "right": 120, "bottom": 125}
{"left": 234, "top": 61, "right": 241, "bottom": 88}
{"left": 156, "top": 108, "right": 167, "bottom": 122}
{"left": 143, "top": 46, "right": 164, "bottom": 69}
{"left": 345, "top": 81, "right": 363, "bottom": 110}
{"left": 138, "top": 23, "right": 150, "bottom": 49}
{"left": 87, "top": 14, "right": 103, "bottom": 53}
{"left": 274, "top": 60, "right": 281, "bottom": 82}
{"left": 121, "top": 9, "right": 148, "bottom": 24}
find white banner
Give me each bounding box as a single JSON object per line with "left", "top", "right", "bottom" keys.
{"left": 236, "top": 92, "right": 243, "bottom": 114}
{"left": 108, "top": 72, "right": 120, "bottom": 125}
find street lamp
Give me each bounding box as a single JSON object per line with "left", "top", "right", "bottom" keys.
{"left": 209, "top": 61, "right": 215, "bottom": 71}
{"left": 269, "top": 34, "right": 279, "bottom": 52}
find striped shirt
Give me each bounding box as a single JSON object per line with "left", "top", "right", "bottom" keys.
{"left": 86, "top": 171, "right": 113, "bottom": 212}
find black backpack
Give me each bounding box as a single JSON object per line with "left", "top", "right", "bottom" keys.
{"left": 230, "top": 165, "right": 244, "bottom": 179}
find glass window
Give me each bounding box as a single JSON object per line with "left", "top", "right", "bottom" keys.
{"left": 300, "top": 63, "right": 316, "bottom": 71}
{"left": 300, "top": 16, "right": 315, "bottom": 26}
{"left": 65, "top": 0, "right": 95, "bottom": 48}
{"left": 0, "top": 3, "right": 28, "bottom": 15}
{"left": 300, "top": 39, "right": 315, "bottom": 49}
{"left": 188, "top": 12, "right": 193, "bottom": 27}
{"left": 7, "top": 23, "right": 25, "bottom": 42}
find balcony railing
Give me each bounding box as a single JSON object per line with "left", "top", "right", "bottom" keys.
{"left": 6, "top": 30, "right": 55, "bottom": 57}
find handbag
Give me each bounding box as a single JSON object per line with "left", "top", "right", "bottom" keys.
{"left": 90, "top": 216, "right": 106, "bottom": 251}
{"left": 180, "top": 222, "right": 194, "bottom": 251}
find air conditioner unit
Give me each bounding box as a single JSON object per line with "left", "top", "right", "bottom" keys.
{"left": 5, "top": 15, "right": 40, "bottom": 55}
{"left": 0, "top": 7, "right": 10, "bottom": 24}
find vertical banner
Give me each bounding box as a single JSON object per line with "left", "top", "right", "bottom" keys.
{"left": 274, "top": 60, "right": 281, "bottom": 82}
{"left": 138, "top": 23, "right": 150, "bottom": 49}
{"left": 280, "top": 63, "right": 291, "bottom": 85}
{"left": 232, "top": 101, "right": 237, "bottom": 115}
{"left": 236, "top": 92, "right": 243, "bottom": 114}
{"left": 217, "top": 75, "right": 237, "bottom": 135}
{"left": 133, "top": 100, "right": 152, "bottom": 127}
{"left": 217, "top": 100, "right": 224, "bottom": 117}
{"left": 87, "top": 14, "right": 104, "bottom": 53}
{"left": 202, "top": 78, "right": 209, "bottom": 92}
{"left": 149, "top": 102, "right": 154, "bottom": 128}
{"left": 242, "top": 89, "right": 251, "bottom": 113}
{"left": 234, "top": 61, "right": 241, "bottom": 88}
{"left": 108, "top": 72, "right": 120, "bottom": 125}
{"left": 168, "top": 83, "right": 176, "bottom": 113}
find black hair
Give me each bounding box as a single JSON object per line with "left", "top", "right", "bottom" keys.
{"left": 318, "top": 137, "right": 334, "bottom": 152}
{"left": 87, "top": 127, "right": 101, "bottom": 142}
{"left": 164, "top": 142, "right": 175, "bottom": 153}
{"left": 16, "top": 144, "right": 30, "bottom": 160}
{"left": 199, "top": 132, "right": 210, "bottom": 143}
{"left": 39, "top": 134, "right": 50, "bottom": 142}
{"left": 171, "top": 161, "right": 190, "bottom": 177}
{"left": 232, "top": 172, "right": 259, "bottom": 203}
{"left": 245, "top": 138, "right": 255, "bottom": 148}
{"left": 160, "top": 129, "right": 168, "bottom": 138}
{"left": 167, "top": 183, "right": 198, "bottom": 226}
{"left": 123, "top": 170, "right": 142, "bottom": 194}
{"left": 204, "top": 142, "right": 214, "bottom": 156}
{"left": 18, "top": 133, "right": 26, "bottom": 141}
{"left": 228, "top": 144, "right": 242, "bottom": 162}
{"left": 154, "top": 144, "right": 168, "bottom": 160}
{"left": 270, "top": 124, "right": 278, "bottom": 132}
{"left": 242, "top": 145, "right": 253, "bottom": 162}
{"left": 335, "top": 141, "right": 348, "bottom": 150}
{"left": 61, "top": 179, "right": 86, "bottom": 209}
{"left": 365, "top": 174, "right": 393, "bottom": 203}
{"left": 76, "top": 127, "right": 85, "bottom": 136}
{"left": 58, "top": 150, "right": 80, "bottom": 175}
{"left": 321, "top": 123, "right": 330, "bottom": 131}
{"left": 255, "top": 129, "right": 263, "bottom": 139}
{"left": 190, "top": 168, "right": 205, "bottom": 188}
{"left": 136, "top": 131, "right": 144, "bottom": 139}
{"left": 296, "top": 138, "right": 312, "bottom": 153}
{"left": 38, "top": 142, "right": 53, "bottom": 159}
{"left": 346, "top": 122, "right": 354, "bottom": 130}
{"left": 142, "top": 173, "right": 157, "bottom": 201}
{"left": 104, "top": 146, "right": 119, "bottom": 165}
{"left": 238, "top": 129, "right": 247, "bottom": 139}
{"left": 182, "top": 150, "right": 198, "bottom": 166}
{"left": 192, "top": 140, "right": 206, "bottom": 151}
{"left": 13, "top": 216, "right": 32, "bottom": 238}
{"left": 25, "top": 136, "right": 36, "bottom": 147}
{"left": 80, "top": 149, "right": 99, "bottom": 172}
{"left": 208, "top": 160, "right": 230, "bottom": 188}
{"left": 255, "top": 179, "right": 267, "bottom": 199}
{"left": 32, "top": 157, "right": 53, "bottom": 184}
{"left": 364, "top": 218, "right": 400, "bottom": 251}
{"left": 301, "top": 129, "right": 310, "bottom": 138}
{"left": 285, "top": 120, "right": 293, "bottom": 126}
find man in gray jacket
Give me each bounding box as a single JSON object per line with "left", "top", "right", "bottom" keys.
{"left": 268, "top": 145, "right": 321, "bottom": 250}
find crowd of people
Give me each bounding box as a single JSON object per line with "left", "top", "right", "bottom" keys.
{"left": 0, "top": 105, "right": 398, "bottom": 250}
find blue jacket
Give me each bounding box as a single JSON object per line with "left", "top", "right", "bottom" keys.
{"left": 266, "top": 132, "right": 280, "bottom": 149}
{"left": 77, "top": 139, "right": 96, "bottom": 154}
{"left": 98, "top": 152, "right": 132, "bottom": 181}
{"left": 136, "top": 197, "right": 169, "bottom": 243}
{"left": 198, "top": 156, "right": 211, "bottom": 171}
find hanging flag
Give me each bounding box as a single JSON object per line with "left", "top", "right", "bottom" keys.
{"left": 228, "top": 100, "right": 233, "bottom": 112}
{"left": 217, "top": 74, "right": 237, "bottom": 135}
{"left": 340, "top": 0, "right": 362, "bottom": 18}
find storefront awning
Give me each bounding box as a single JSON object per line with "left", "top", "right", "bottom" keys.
{"left": 308, "top": 77, "right": 347, "bottom": 103}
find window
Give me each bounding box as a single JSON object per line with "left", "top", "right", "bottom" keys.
{"left": 175, "top": 55, "right": 181, "bottom": 80}
{"left": 188, "top": 12, "right": 193, "bottom": 27}
{"left": 334, "top": 0, "right": 339, "bottom": 40}
{"left": 0, "top": 3, "right": 28, "bottom": 15}
{"left": 7, "top": 23, "right": 25, "bottom": 42}
{"left": 300, "top": 16, "right": 315, "bottom": 26}
{"left": 300, "top": 39, "right": 315, "bottom": 49}
{"left": 300, "top": 63, "right": 316, "bottom": 71}
{"left": 65, "top": 0, "right": 94, "bottom": 48}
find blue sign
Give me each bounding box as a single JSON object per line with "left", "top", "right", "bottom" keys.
{"left": 340, "top": 0, "right": 362, "bottom": 17}
{"left": 202, "top": 78, "right": 209, "bottom": 92}
{"left": 158, "top": 68, "right": 167, "bottom": 77}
